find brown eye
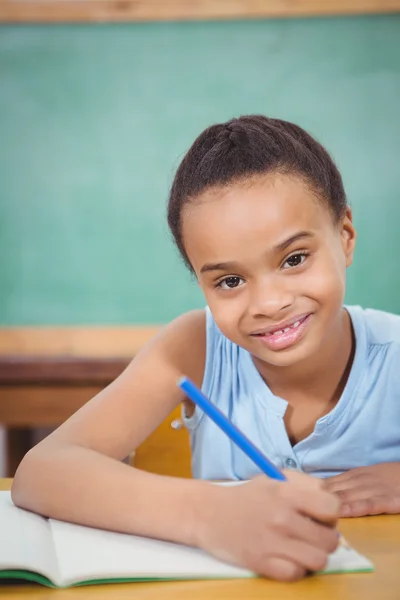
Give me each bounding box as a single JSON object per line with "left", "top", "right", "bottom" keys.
{"left": 218, "top": 276, "right": 244, "bottom": 289}
{"left": 283, "top": 253, "right": 307, "bottom": 269}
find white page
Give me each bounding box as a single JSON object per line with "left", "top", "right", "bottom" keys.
{"left": 0, "top": 490, "right": 373, "bottom": 588}
{"left": 0, "top": 491, "right": 59, "bottom": 584}
{"left": 323, "top": 537, "right": 374, "bottom": 573}
{"left": 51, "top": 519, "right": 373, "bottom": 587}
{"left": 50, "top": 519, "right": 253, "bottom": 587}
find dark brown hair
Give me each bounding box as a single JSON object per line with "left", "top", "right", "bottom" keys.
{"left": 167, "top": 115, "right": 347, "bottom": 270}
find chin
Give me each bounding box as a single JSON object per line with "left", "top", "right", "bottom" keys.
{"left": 251, "top": 339, "right": 318, "bottom": 368}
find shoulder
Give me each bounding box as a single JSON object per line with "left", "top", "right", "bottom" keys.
{"left": 159, "top": 308, "right": 206, "bottom": 343}
{"left": 349, "top": 306, "right": 400, "bottom": 346}
{"left": 145, "top": 309, "right": 207, "bottom": 387}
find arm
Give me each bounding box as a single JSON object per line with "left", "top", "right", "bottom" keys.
{"left": 11, "top": 310, "right": 209, "bottom": 546}
{"left": 12, "top": 309, "right": 341, "bottom": 581}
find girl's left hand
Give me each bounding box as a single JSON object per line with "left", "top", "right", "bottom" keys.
{"left": 324, "top": 462, "right": 400, "bottom": 517}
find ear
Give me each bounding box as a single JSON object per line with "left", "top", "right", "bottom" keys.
{"left": 340, "top": 207, "right": 357, "bottom": 267}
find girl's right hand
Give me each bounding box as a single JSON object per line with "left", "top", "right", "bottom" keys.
{"left": 195, "top": 471, "right": 341, "bottom": 582}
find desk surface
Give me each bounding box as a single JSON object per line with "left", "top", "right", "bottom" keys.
{"left": 1, "top": 478, "right": 399, "bottom": 599}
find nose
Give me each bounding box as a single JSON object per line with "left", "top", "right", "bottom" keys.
{"left": 248, "top": 276, "right": 294, "bottom": 319}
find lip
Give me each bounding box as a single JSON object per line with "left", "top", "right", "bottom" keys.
{"left": 250, "top": 313, "right": 312, "bottom": 352}
{"left": 250, "top": 313, "right": 311, "bottom": 336}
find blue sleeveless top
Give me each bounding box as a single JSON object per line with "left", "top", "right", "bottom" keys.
{"left": 183, "top": 305, "right": 400, "bottom": 480}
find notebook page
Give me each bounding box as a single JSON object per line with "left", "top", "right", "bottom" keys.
{"left": 0, "top": 491, "right": 60, "bottom": 583}
{"left": 322, "top": 536, "right": 374, "bottom": 574}
{"left": 50, "top": 519, "right": 253, "bottom": 587}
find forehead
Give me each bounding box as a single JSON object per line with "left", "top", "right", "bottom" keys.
{"left": 182, "top": 174, "right": 331, "bottom": 271}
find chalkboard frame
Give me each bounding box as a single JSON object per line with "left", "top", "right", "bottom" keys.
{"left": 0, "top": 0, "right": 399, "bottom": 24}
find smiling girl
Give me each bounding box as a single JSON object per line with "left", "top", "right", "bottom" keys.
{"left": 12, "top": 115, "right": 400, "bottom": 581}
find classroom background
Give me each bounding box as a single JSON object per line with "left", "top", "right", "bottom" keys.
{"left": 0, "top": 0, "right": 400, "bottom": 477}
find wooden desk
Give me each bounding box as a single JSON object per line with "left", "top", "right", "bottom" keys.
{"left": 0, "top": 354, "right": 191, "bottom": 478}
{"left": 0, "top": 355, "right": 131, "bottom": 476}
{"left": 0, "top": 326, "right": 193, "bottom": 478}
{"left": 1, "top": 478, "right": 399, "bottom": 600}
{"left": 0, "top": 325, "right": 157, "bottom": 477}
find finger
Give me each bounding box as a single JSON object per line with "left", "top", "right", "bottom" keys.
{"left": 277, "top": 539, "right": 330, "bottom": 574}
{"left": 324, "top": 477, "right": 355, "bottom": 493}
{"left": 332, "top": 485, "right": 378, "bottom": 504}
{"left": 287, "top": 513, "right": 339, "bottom": 554}
{"left": 341, "top": 495, "right": 400, "bottom": 517}
{"left": 282, "top": 477, "right": 341, "bottom": 525}
{"left": 324, "top": 472, "right": 355, "bottom": 485}
{"left": 259, "top": 557, "right": 306, "bottom": 582}
{"left": 324, "top": 472, "right": 368, "bottom": 493}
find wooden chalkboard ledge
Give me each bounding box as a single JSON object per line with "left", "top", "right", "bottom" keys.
{"left": 0, "top": 0, "right": 399, "bottom": 23}
{"left": 0, "top": 326, "right": 161, "bottom": 358}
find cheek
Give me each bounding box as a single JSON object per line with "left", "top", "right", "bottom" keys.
{"left": 306, "top": 252, "right": 346, "bottom": 303}
{"left": 203, "top": 292, "right": 244, "bottom": 339}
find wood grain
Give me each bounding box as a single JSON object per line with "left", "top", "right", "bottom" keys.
{"left": 0, "top": 356, "right": 130, "bottom": 385}
{"left": 0, "top": 326, "right": 180, "bottom": 477}
{"left": 0, "top": 385, "right": 104, "bottom": 425}
{"left": 0, "top": 0, "right": 399, "bottom": 23}
{"left": 0, "top": 478, "right": 12, "bottom": 490}
{"left": 132, "top": 405, "right": 191, "bottom": 478}
{"left": 3, "top": 431, "right": 33, "bottom": 475}
{"left": 0, "top": 386, "right": 190, "bottom": 475}
{"left": 0, "top": 327, "right": 160, "bottom": 358}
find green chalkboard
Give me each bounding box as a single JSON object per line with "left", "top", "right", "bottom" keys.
{"left": 0, "top": 15, "right": 400, "bottom": 325}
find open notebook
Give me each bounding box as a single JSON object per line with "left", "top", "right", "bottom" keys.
{"left": 0, "top": 491, "right": 373, "bottom": 588}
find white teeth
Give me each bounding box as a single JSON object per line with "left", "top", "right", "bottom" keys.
{"left": 264, "top": 318, "right": 304, "bottom": 336}
{"left": 271, "top": 322, "right": 300, "bottom": 335}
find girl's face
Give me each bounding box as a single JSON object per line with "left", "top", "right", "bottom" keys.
{"left": 182, "top": 173, "right": 356, "bottom": 368}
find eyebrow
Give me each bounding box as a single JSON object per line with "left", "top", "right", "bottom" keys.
{"left": 200, "top": 231, "right": 315, "bottom": 274}
{"left": 274, "top": 231, "right": 315, "bottom": 253}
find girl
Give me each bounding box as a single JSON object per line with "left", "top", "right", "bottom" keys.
{"left": 12, "top": 115, "right": 400, "bottom": 582}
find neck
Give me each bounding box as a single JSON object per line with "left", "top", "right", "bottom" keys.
{"left": 253, "top": 308, "right": 355, "bottom": 401}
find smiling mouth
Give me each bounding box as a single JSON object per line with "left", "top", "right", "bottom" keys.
{"left": 250, "top": 314, "right": 312, "bottom": 351}
{"left": 251, "top": 314, "right": 310, "bottom": 337}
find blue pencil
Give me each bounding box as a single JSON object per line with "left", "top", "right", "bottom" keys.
{"left": 178, "top": 376, "right": 286, "bottom": 482}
